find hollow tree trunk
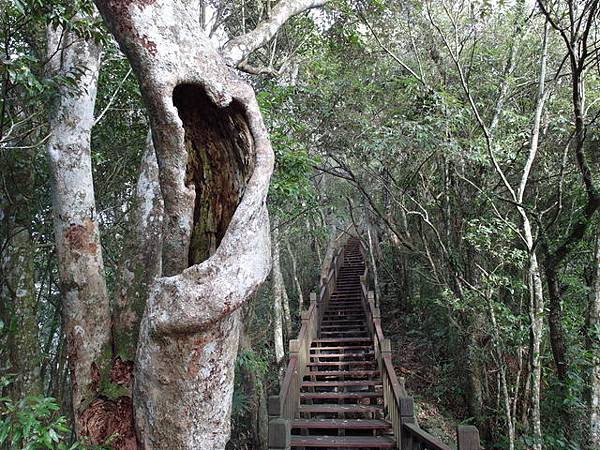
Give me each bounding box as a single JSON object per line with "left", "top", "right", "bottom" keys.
{"left": 93, "top": 2, "right": 274, "bottom": 447}
{"left": 45, "top": 24, "right": 116, "bottom": 440}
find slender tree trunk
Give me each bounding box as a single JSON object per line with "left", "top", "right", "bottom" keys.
{"left": 527, "top": 250, "right": 545, "bottom": 450}
{"left": 46, "top": 24, "right": 116, "bottom": 441}
{"left": 237, "top": 322, "right": 269, "bottom": 449}
{"left": 588, "top": 232, "right": 600, "bottom": 448}
{"left": 286, "top": 238, "right": 304, "bottom": 312}
{"left": 113, "top": 132, "right": 164, "bottom": 361}
{"left": 272, "top": 229, "right": 286, "bottom": 364}
{"left": 486, "top": 295, "right": 515, "bottom": 450}
{"left": 273, "top": 229, "right": 291, "bottom": 334}
{"left": 0, "top": 219, "right": 41, "bottom": 398}
{"left": 1, "top": 146, "right": 40, "bottom": 399}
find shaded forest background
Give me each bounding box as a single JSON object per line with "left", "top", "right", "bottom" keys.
{"left": 1, "top": 0, "right": 600, "bottom": 449}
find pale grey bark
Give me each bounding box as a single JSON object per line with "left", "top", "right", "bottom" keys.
{"left": 221, "top": 0, "right": 329, "bottom": 66}
{"left": 113, "top": 132, "right": 163, "bottom": 360}
{"left": 0, "top": 227, "right": 40, "bottom": 398}
{"left": 286, "top": 238, "right": 304, "bottom": 312}
{"left": 45, "top": 23, "right": 113, "bottom": 438}
{"left": 518, "top": 23, "right": 549, "bottom": 449}
{"left": 272, "top": 228, "right": 286, "bottom": 364}
{"left": 589, "top": 232, "right": 600, "bottom": 448}
{"left": 94, "top": 1, "right": 274, "bottom": 447}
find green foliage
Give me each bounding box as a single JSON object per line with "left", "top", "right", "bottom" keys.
{"left": 0, "top": 378, "right": 78, "bottom": 450}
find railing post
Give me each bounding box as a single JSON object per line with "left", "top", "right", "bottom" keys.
{"left": 289, "top": 339, "right": 300, "bottom": 355}
{"left": 399, "top": 397, "right": 416, "bottom": 450}
{"left": 373, "top": 306, "right": 380, "bottom": 320}
{"left": 457, "top": 425, "right": 481, "bottom": 450}
{"left": 268, "top": 418, "right": 291, "bottom": 450}
{"left": 310, "top": 292, "right": 316, "bottom": 305}
{"left": 268, "top": 395, "right": 282, "bottom": 417}
{"left": 368, "top": 290, "right": 377, "bottom": 308}
{"left": 382, "top": 338, "right": 391, "bottom": 355}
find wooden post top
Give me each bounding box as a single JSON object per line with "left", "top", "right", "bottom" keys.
{"left": 457, "top": 425, "right": 481, "bottom": 450}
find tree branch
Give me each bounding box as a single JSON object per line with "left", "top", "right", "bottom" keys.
{"left": 221, "top": 0, "right": 328, "bottom": 67}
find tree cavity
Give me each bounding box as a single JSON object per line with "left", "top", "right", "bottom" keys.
{"left": 172, "top": 84, "right": 255, "bottom": 266}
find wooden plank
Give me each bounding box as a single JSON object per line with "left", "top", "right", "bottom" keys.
{"left": 299, "top": 404, "right": 383, "bottom": 413}
{"left": 301, "top": 380, "right": 381, "bottom": 387}
{"left": 307, "top": 361, "right": 375, "bottom": 367}
{"left": 300, "top": 392, "right": 382, "bottom": 399}
{"left": 310, "top": 345, "right": 373, "bottom": 351}
{"left": 291, "top": 418, "right": 390, "bottom": 430}
{"left": 304, "top": 369, "right": 380, "bottom": 378}
{"left": 310, "top": 352, "right": 375, "bottom": 358}
{"left": 290, "top": 435, "right": 395, "bottom": 448}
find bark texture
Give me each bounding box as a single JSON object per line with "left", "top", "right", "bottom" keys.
{"left": 589, "top": 233, "right": 600, "bottom": 448}
{"left": 1, "top": 148, "right": 40, "bottom": 399}
{"left": 0, "top": 201, "right": 40, "bottom": 398}
{"left": 46, "top": 24, "right": 122, "bottom": 442}
{"left": 113, "top": 133, "right": 163, "bottom": 360}
{"left": 272, "top": 229, "right": 285, "bottom": 364}
{"left": 93, "top": 2, "right": 274, "bottom": 448}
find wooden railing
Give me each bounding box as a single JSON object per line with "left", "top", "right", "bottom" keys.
{"left": 268, "top": 242, "right": 345, "bottom": 449}
{"left": 359, "top": 248, "right": 481, "bottom": 450}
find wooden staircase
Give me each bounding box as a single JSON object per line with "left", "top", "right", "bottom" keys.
{"left": 291, "top": 240, "right": 394, "bottom": 448}
{"left": 268, "top": 236, "right": 481, "bottom": 450}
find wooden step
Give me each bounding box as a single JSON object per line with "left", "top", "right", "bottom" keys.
{"left": 307, "top": 361, "right": 375, "bottom": 367}
{"left": 320, "top": 331, "right": 369, "bottom": 337}
{"left": 325, "top": 308, "right": 364, "bottom": 311}
{"left": 323, "top": 314, "right": 366, "bottom": 319}
{"left": 305, "top": 370, "right": 379, "bottom": 378}
{"left": 300, "top": 392, "right": 382, "bottom": 400}
{"left": 291, "top": 418, "right": 390, "bottom": 430}
{"left": 310, "top": 345, "right": 373, "bottom": 351}
{"left": 302, "top": 379, "right": 381, "bottom": 388}
{"left": 299, "top": 404, "right": 383, "bottom": 414}
{"left": 311, "top": 352, "right": 375, "bottom": 359}
{"left": 321, "top": 319, "right": 365, "bottom": 323}
{"left": 313, "top": 338, "right": 372, "bottom": 343}
{"left": 290, "top": 435, "right": 395, "bottom": 448}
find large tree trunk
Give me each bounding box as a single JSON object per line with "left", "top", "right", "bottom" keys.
{"left": 94, "top": 2, "right": 274, "bottom": 447}
{"left": 46, "top": 24, "right": 118, "bottom": 441}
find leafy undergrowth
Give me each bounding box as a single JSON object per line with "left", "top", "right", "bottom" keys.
{"left": 380, "top": 296, "right": 465, "bottom": 447}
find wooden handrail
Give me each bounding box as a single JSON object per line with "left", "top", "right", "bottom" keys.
{"left": 268, "top": 240, "right": 346, "bottom": 449}
{"left": 358, "top": 244, "right": 481, "bottom": 450}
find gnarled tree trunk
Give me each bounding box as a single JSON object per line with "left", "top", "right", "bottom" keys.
{"left": 93, "top": 2, "right": 275, "bottom": 447}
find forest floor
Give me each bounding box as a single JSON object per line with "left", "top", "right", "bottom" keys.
{"left": 380, "top": 294, "right": 465, "bottom": 446}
